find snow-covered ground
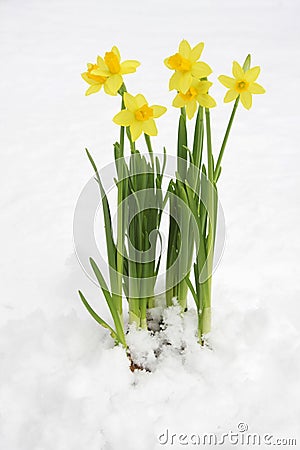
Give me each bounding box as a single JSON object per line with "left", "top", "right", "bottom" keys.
{"left": 1, "top": 0, "right": 300, "bottom": 448}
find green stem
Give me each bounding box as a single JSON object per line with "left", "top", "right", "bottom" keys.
{"left": 116, "top": 169, "right": 123, "bottom": 314}
{"left": 115, "top": 94, "right": 126, "bottom": 315}
{"left": 144, "top": 134, "right": 154, "bottom": 166}
{"left": 205, "top": 108, "right": 214, "bottom": 182}
{"left": 119, "top": 97, "right": 125, "bottom": 156}
{"left": 213, "top": 97, "right": 239, "bottom": 182}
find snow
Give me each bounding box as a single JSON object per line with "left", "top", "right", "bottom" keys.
{"left": 1, "top": 0, "right": 300, "bottom": 448}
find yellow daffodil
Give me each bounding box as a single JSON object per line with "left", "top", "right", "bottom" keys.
{"left": 81, "top": 63, "right": 110, "bottom": 96}
{"left": 218, "top": 61, "right": 265, "bottom": 109}
{"left": 90, "top": 46, "right": 140, "bottom": 95}
{"left": 172, "top": 79, "right": 216, "bottom": 119}
{"left": 113, "top": 93, "right": 167, "bottom": 142}
{"left": 164, "top": 40, "right": 212, "bottom": 94}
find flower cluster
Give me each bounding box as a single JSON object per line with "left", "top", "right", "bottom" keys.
{"left": 81, "top": 41, "right": 265, "bottom": 138}
{"left": 164, "top": 39, "right": 216, "bottom": 118}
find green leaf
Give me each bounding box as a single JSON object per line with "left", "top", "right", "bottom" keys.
{"left": 78, "top": 290, "right": 118, "bottom": 341}
{"left": 90, "top": 258, "right": 126, "bottom": 347}
{"left": 86, "top": 149, "right": 117, "bottom": 276}
{"left": 177, "top": 114, "right": 188, "bottom": 181}
{"left": 184, "top": 276, "right": 199, "bottom": 309}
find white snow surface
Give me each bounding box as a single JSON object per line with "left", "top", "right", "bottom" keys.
{"left": 1, "top": 0, "right": 300, "bottom": 448}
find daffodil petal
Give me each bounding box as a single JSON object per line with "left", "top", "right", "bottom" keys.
{"left": 124, "top": 92, "right": 138, "bottom": 111}
{"left": 130, "top": 122, "right": 143, "bottom": 141}
{"left": 120, "top": 60, "right": 140, "bottom": 74}
{"left": 135, "top": 94, "right": 148, "bottom": 108}
{"left": 81, "top": 72, "right": 94, "bottom": 85}
{"left": 169, "top": 71, "right": 181, "bottom": 91}
{"left": 248, "top": 82, "right": 265, "bottom": 94}
{"left": 105, "top": 74, "right": 123, "bottom": 94}
{"left": 172, "top": 94, "right": 186, "bottom": 108}
{"left": 113, "top": 110, "right": 134, "bottom": 126}
{"left": 111, "top": 46, "right": 121, "bottom": 61}
{"left": 192, "top": 61, "right": 212, "bottom": 78}
{"left": 218, "top": 75, "right": 235, "bottom": 89}
{"left": 92, "top": 67, "right": 110, "bottom": 77}
{"left": 104, "top": 83, "right": 116, "bottom": 96}
{"left": 151, "top": 105, "right": 167, "bottom": 118}
{"left": 186, "top": 100, "right": 197, "bottom": 119}
{"left": 97, "top": 56, "right": 108, "bottom": 72}
{"left": 164, "top": 56, "right": 172, "bottom": 69}
{"left": 197, "top": 80, "right": 213, "bottom": 94}
{"left": 224, "top": 89, "right": 238, "bottom": 103}
{"left": 85, "top": 84, "right": 102, "bottom": 96}
{"left": 240, "top": 91, "right": 252, "bottom": 109}
{"left": 179, "top": 72, "right": 192, "bottom": 94}
{"left": 142, "top": 118, "right": 158, "bottom": 136}
{"left": 197, "top": 94, "right": 216, "bottom": 108}
{"left": 179, "top": 39, "right": 191, "bottom": 58}
{"left": 245, "top": 66, "right": 260, "bottom": 82}
{"left": 232, "top": 61, "right": 244, "bottom": 79}
{"left": 190, "top": 42, "right": 204, "bottom": 62}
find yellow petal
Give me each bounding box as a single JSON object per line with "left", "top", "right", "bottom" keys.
{"left": 179, "top": 40, "right": 191, "bottom": 58}
{"left": 248, "top": 82, "right": 265, "bottom": 94}
{"left": 190, "top": 42, "right": 204, "bottom": 62}
{"left": 192, "top": 61, "right": 212, "bottom": 78}
{"left": 172, "top": 94, "right": 186, "bottom": 108}
{"left": 135, "top": 94, "right": 148, "bottom": 108}
{"left": 104, "top": 83, "right": 117, "bottom": 96}
{"left": 113, "top": 110, "right": 134, "bottom": 126}
{"left": 218, "top": 75, "right": 235, "bottom": 89}
{"left": 105, "top": 74, "right": 123, "bottom": 94}
{"left": 164, "top": 56, "right": 172, "bottom": 69}
{"left": 151, "top": 105, "right": 167, "bottom": 118}
{"left": 142, "top": 118, "right": 158, "bottom": 136}
{"left": 232, "top": 61, "right": 244, "bottom": 79}
{"left": 186, "top": 100, "right": 197, "bottom": 119}
{"left": 97, "top": 56, "right": 108, "bottom": 72}
{"left": 196, "top": 80, "right": 213, "bottom": 94}
{"left": 120, "top": 60, "right": 140, "bottom": 74}
{"left": 179, "top": 72, "right": 192, "bottom": 94}
{"left": 169, "top": 71, "right": 181, "bottom": 91}
{"left": 111, "top": 46, "right": 121, "bottom": 61}
{"left": 85, "top": 84, "right": 102, "bottom": 96}
{"left": 245, "top": 66, "right": 260, "bottom": 82}
{"left": 197, "top": 93, "right": 216, "bottom": 108}
{"left": 240, "top": 91, "right": 252, "bottom": 109}
{"left": 92, "top": 67, "right": 110, "bottom": 77}
{"left": 224, "top": 89, "right": 238, "bottom": 103}
{"left": 124, "top": 92, "right": 138, "bottom": 112}
{"left": 130, "top": 122, "right": 143, "bottom": 141}
{"left": 81, "top": 72, "right": 94, "bottom": 85}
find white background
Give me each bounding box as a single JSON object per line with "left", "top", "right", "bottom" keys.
{"left": 0, "top": 0, "right": 299, "bottom": 448}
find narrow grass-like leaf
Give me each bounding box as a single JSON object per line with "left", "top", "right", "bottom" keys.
{"left": 78, "top": 290, "right": 118, "bottom": 341}
{"left": 90, "top": 258, "right": 126, "bottom": 347}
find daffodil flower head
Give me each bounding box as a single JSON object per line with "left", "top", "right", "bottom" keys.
{"left": 113, "top": 93, "right": 167, "bottom": 142}
{"left": 90, "top": 46, "right": 140, "bottom": 96}
{"left": 172, "top": 79, "right": 216, "bottom": 119}
{"left": 81, "top": 63, "right": 109, "bottom": 96}
{"left": 218, "top": 61, "right": 265, "bottom": 109}
{"left": 164, "top": 40, "right": 212, "bottom": 94}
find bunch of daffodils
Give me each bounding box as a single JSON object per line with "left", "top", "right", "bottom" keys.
{"left": 79, "top": 41, "right": 265, "bottom": 359}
